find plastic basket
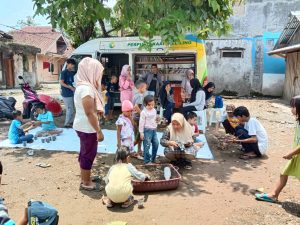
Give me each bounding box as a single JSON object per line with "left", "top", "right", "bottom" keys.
{"left": 132, "top": 164, "right": 181, "bottom": 192}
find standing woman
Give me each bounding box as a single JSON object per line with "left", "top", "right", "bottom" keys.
{"left": 203, "top": 82, "right": 215, "bottom": 107}
{"left": 181, "top": 69, "right": 194, "bottom": 102}
{"left": 73, "top": 57, "right": 104, "bottom": 191}
{"left": 119, "top": 65, "right": 134, "bottom": 102}
{"left": 180, "top": 78, "right": 206, "bottom": 115}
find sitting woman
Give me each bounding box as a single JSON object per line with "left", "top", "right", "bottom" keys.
{"left": 160, "top": 113, "right": 203, "bottom": 169}
{"left": 159, "top": 81, "right": 175, "bottom": 123}
{"left": 180, "top": 78, "right": 205, "bottom": 116}
{"left": 203, "top": 82, "right": 215, "bottom": 108}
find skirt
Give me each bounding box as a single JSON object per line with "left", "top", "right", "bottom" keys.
{"left": 282, "top": 153, "right": 300, "bottom": 180}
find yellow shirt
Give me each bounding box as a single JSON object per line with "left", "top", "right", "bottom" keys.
{"left": 101, "top": 90, "right": 108, "bottom": 104}
{"left": 228, "top": 116, "right": 240, "bottom": 128}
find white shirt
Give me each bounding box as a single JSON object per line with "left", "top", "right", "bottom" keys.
{"left": 244, "top": 118, "right": 268, "bottom": 155}
{"left": 73, "top": 85, "right": 96, "bottom": 133}
{"left": 183, "top": 90, "right": 206, "bottom": 111}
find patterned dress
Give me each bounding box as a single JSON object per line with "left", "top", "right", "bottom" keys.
{"left": 116, "top": 114, "right": 134, "bottom": 151}
{"left": 282, "top": 123, "right": 300, "bottom": 180}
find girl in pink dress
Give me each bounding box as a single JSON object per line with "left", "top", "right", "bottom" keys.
{"left": 119, "top": 65, "right": 134, "bottom": 102}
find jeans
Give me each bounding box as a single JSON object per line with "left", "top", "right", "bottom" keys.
{"left": 143, "top": 128, "right": 159, "bottom": 164}
{"left": 17, "top": 134, "right": 34, "bottom": 144}
{"left": 163, "top": 102, "right": 174, "bottom": 123}
{"left": 235, "top": 126, "right": 261, "bottom": 157}
{"left": 62, "top": 96, "right": 75, "bottom": 126}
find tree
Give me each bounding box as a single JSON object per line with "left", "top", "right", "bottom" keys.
{"left": 33, "top": 0, "right": 242, "bottom": 49}
{"left": 17, "top": 16, "right": 38, "bottom": 28}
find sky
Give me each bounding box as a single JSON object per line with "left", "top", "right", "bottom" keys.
{"left": 0, "top": 0, "right": 117, "bottom": 32}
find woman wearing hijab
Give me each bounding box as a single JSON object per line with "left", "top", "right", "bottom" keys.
{"left": 181, "top": 69, "right": 194, "bottom": 101}
{"left": 203, "top": 82, "right": 216, "bottom": 107}
{"left": 73, "top": 57, "right": 104, "bottom": 192}
{"left": 159, "top": 81, "right": 175, "bottom": 123}
{"left": 119, "top": 65, "right": 134, "bottom": 102}
{"left": 160, "top": 113, "right": 203, "bottom": 169}
{"left": 180, "top": 78, "right": 206, "bottom": 115}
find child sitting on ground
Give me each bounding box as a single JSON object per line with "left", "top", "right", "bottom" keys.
{"left": 102, "top": 146, "right": 149, "bottom": 208}
{"left": 8, "top": 110, "right": 34, "bottom": 144}
{"left": 185, "top": 111, "right": 200, "bottom": 136}
{"left": 106, "top": 75, "right": 118, "bottom": 122}
{"left": 139, "top": 95, "right": 159, "bottom": 164}
{"left": 116, "top": 100, "right": 134, "bottom": 152}
{"left": 132, "top": 80, "right": 148, "bottom": 159}
{"left": 33, "top": 103, "right": 63, "bottom": 137}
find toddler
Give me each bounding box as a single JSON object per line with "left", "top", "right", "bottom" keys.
{"left": 116, "top": 100, "right": 134, "bottom": 151}
{"left": 106, "top": 75, "right": 119, "bottom": 121}
{"left": 103, "top": 146, "right": 149, "bottom": 208}
{"left": 8, "top": 110, "right": 34, "bottom": 144}
{"left": 185, "top": 111, "right": 200, "bottom": 136}
{"left": 139, "top": 95, "right": 159, "bottom": 164}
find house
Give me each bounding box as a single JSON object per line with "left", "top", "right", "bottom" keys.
{"left": 10, "top": 26, "right": 73, "bottom": 83}
{"left": 268, "top": 11, "right": 300, "bottom": 101}
{"left": 206, "top": 0, "right": 299, "bottom": 96}
{"left": 0, "top": 30, "right": 40, "bottom": 88}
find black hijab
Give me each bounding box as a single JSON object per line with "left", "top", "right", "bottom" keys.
{"left": 190, "top": 78, "right": 202, "bottom": 103}
{"left": 159, "top": 81, "right": 173, "bottom": 108}
{"left": 204, "top": 82, "right": 215, "bottom": 101}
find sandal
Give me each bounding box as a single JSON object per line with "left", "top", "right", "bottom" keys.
{"left": 121, "top": 196, "right": 134, "bottom": 208}
{"left": 239, "top": 154, "right": 257, "bottom": 160}
{"left": 102, "top": 196, "right": 114, "bottom": 208}
{"left": 255, "top": 193, "right": 277, "bottom": 203}
{"left": 80, "top": 183, "right": 103, "bottom": 192}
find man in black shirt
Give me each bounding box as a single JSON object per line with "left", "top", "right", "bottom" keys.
{"left": 142, "top": 64, "right": 163, "bottom": 96}
{"left": 60, "top": 58, "right": 76, "bottom": 128}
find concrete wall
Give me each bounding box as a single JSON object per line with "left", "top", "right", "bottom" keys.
{"left": 13, "top": 53, "right": 37, "bottom": 87}
{"left": 36, "top": 54, "right": 64, "bottom": 83}
{"left": 206, "top": 0, "right": 300, "bottom": 96}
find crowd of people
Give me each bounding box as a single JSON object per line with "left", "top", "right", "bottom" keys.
{"left": 2, "top": 57, "right": 300, "bottom": 213}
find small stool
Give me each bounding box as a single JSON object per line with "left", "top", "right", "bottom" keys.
{"left": 193, "top": 110, "right": 207, "bottom": 133}
{"left": 207, "top": 107, "right": 225, "bottom": 126}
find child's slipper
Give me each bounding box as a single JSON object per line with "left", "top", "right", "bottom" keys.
{"left": 102, "top": 196, "right": 114, "bottom": 208}
{"left": 121, "top": 196, "right": 134, "bottom": 208}
{"left": 255, "top": 193, "right": 277, "bottom": 203}
{"left": 80, "top": 183, "right": 103, "bottom": 192}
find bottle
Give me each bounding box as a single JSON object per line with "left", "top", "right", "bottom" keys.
{"left": 164, "top": 167, "right": 171, "bottom": 180}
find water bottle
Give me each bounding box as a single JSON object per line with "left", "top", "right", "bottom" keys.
{"left": 164, "top": 167, "right": 171, "bottom": 180}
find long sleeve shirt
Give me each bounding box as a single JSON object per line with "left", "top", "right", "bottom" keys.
{"left": 139, "top": 108, "right": 157, "bottom": 133}
{"left": 183, "top": 90, "right": 205, "bottom": 111}
{"left": 119, "top": 76, "right": 134, "bottom": 91}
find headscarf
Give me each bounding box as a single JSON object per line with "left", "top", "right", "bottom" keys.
{"left": 190, "top": 78, "right": 202, "bottom": 103}
{"left": 159, "top": 81, "right": 173, "bottom": 108}
{"left": 204, "top": 82, "right": 215, "bottom": 101}
{"left": 168, "top": 113, "right": 194, "bottom": 143}
{"left": 75, "top": 57, "right": 104, "bottom": 112}
{"left": 120, "top": 65, "right": 130, "bottom": 77}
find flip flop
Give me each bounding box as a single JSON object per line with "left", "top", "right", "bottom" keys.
{"left": 102, "top": 196, "right": 114, "bottom": 208}
{"left": 239, "top": 154, "right": 257, "bottom": 160}
{"left": 255, "top": 193, "right": 277, "bottom": 203}
{"left": 80, "top": 183, "right": 103, "bottom": 192}
{"left": 121, "top": 196, "right": 134, "bottom": 208}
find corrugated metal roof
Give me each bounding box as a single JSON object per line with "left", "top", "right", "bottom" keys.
{"left": 274, "top": 11, "right": 300, "bottom": 50}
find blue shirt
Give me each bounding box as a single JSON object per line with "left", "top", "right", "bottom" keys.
{"left": 60, "top": 69, "right": 75, "bottom": 97}
{"left": 8, "top": 119, "right": 22, "bottom": 144}
{"left": 37, "top": 111, "right": 56, "bottom": 130}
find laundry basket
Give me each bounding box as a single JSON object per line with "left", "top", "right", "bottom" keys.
{"left": 132, "top": 164, "right": 181, "bottom": 192}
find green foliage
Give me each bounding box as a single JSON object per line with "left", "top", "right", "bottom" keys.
{"left": 33, "top": 0, "right": 242, "bottom": 49}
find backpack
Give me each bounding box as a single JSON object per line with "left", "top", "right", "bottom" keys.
{"left": 28, "top": 201, "right": 59, "bottom": 225}
{"left": 214, "top": 96, "right": 223, "bottom": 109}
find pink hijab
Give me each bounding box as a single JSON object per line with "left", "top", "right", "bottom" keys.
{"left": 75, "top": 57, "right": 104, "bottom": 112}
{"left": 120, "top": 65, "right": 130, "bottom": 77}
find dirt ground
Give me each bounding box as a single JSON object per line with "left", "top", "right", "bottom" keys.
{"left": 1, "top": 85, "right": 300, "bottom": 225}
